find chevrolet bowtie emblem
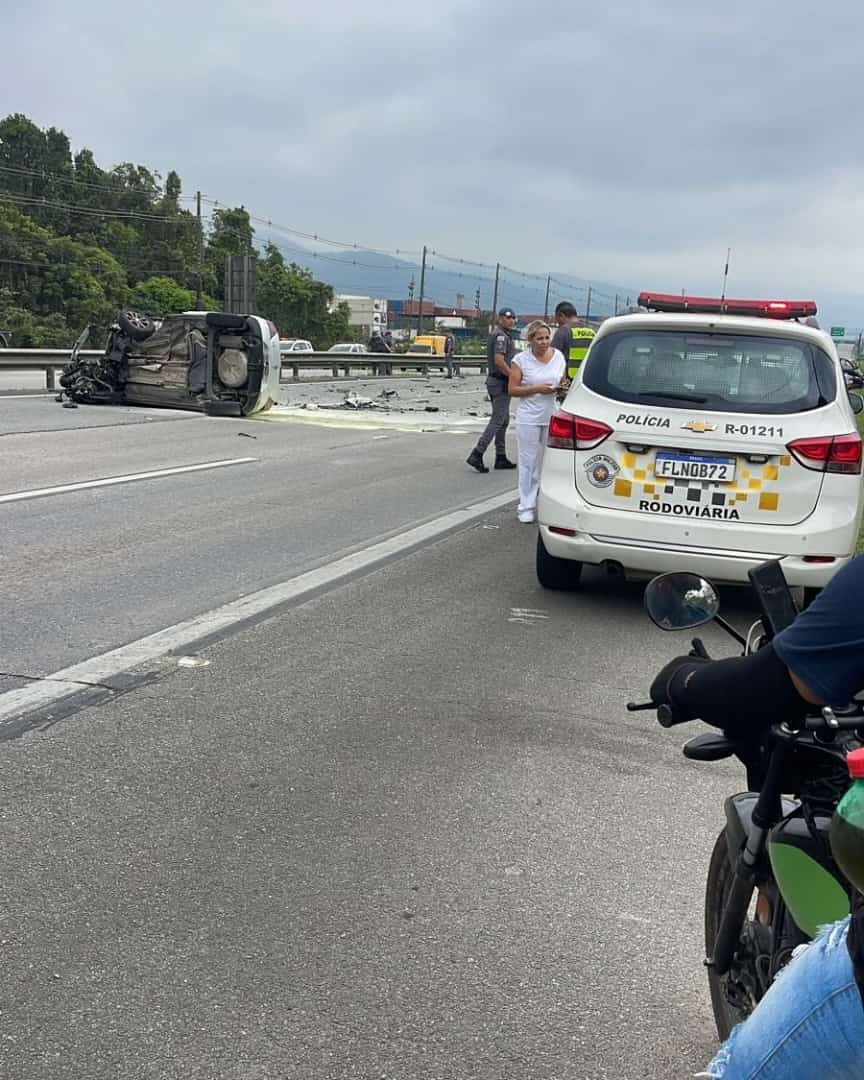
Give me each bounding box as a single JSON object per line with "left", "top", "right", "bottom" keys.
{"left": 682, "top": 420, "right": 716, "bottom": 433}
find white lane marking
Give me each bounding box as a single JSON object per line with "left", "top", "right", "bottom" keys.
{"left": 0, "top": 459, "right": 258, "bottom": 505}
{"left": 507, "top": 607, "right": 550, "bottom": 624}
{"left": 0, "top": 489, "right": 516, "bottom": 727}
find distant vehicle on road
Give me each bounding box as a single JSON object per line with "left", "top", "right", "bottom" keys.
{"left": 58, "top": 309, "right": 281, "bottom": 417}
{"left": 537, "top": 292, "right": 864, "bottom": 597}
{"left": 407, "top": 334, "right": 447, "bottom": 356}
{"left": 327, "top": 343, "right": 365, "bottom": 354}
{"left": 279, "top": 338, "right": 313, "bottom": 354}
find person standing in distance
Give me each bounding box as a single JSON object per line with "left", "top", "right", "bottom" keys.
{"left": 509, "top": 321, "right": 567, "bottom": 522}
{"left": 466, "top": 307, "right": 518, "bottom": 473}
{"left": 444, "top": 331, "right": 456, "bottom": 379}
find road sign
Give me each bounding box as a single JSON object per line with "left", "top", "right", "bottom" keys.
{"left": 224, "top": 255, "right": 257, "bottom": 315}
{"left": 831, "top": 326, "right": 845, "bottom": 338}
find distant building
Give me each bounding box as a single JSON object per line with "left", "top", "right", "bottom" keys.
{"left": 336, "top": 295, "right": 388, "bottom": 335}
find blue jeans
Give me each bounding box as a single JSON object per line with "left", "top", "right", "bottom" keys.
{"left": 702, "top": 918, "right": 863, "bottom": 1079}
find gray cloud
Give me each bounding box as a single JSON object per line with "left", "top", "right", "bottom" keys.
{"left": 4, "top": 0, "right": 864, "bottom": 321}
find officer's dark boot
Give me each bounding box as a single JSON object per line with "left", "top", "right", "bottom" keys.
{"left": 466, "top": 449, "right": 489, "bottom": 473}
{"left": 494, "top": 455, "right": 517, "bottom": 470}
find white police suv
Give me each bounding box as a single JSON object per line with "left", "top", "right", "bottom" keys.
{"left": 536, "top": 293, "right": 864, "bottom": 594}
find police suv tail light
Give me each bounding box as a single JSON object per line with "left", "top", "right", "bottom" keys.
{"left": 787, "top": 433, "right": 863, "bottom": 475}
{"left": 547, "top": 411, "right": 611, "bottom": 451}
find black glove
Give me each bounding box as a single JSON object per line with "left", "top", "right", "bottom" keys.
{"left": 649, "top": 644, "right": 808, "bottom": 737}
{"left": 649, "top": 655, "right": 710, "bottom": 715}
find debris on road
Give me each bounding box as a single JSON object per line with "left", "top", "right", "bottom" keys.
{"left": 343, "top": 394, "right": 378, "bottom": 410}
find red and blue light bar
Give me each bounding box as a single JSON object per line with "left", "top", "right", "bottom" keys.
{"left": 637, "top": 292, "right": 818, "bottom": 320}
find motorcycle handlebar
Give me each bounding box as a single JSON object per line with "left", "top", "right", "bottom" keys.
{"left": 625, "top": 701, "right": 692, "bottom": 728}
{"left": 802, "top": 713, "right": 864, "bottom": 733}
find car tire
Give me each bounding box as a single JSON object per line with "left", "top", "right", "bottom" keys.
{"left": 118, "top": 310, "right": 156, "bottom": 341}
{"left": 536, "top": 534, "right": 583, "bottom": 590}
{"left": 203, "top": 400, "right": 243, "bottom": 417}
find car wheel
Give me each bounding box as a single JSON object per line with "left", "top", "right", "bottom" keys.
{"left": 203, "top": 400, "right": 243, "bottom": 417}
{"left": 118, "top": 310, "right": 156, "bottom": 341}
{"left": 536, "top": 534, "right": 583, "bottom": 590}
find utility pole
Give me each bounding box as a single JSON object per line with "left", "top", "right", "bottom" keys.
{"left": 416, "top": 245, "right": 427, "bottom": 335}
{"left": 614, "top": 294, "right": 619, "bottom": 315}
{"left": 544, "top": 275, "right": 551, "bottom": 319}
{"left": 491, "top": 262, "right": 500, "bottom": 330}
{"left": 195, "top": 190, "right": 203, "bottom": 308}
{"left": 585, "top": 285, "right": 592, "bottom": 321}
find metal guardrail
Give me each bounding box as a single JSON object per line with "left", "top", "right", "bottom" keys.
{"left": 0, "top": 349, "right": 487, "bottom": 389}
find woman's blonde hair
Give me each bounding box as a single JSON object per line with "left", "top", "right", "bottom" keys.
{"left": 525, "top": 320, "right": 552, "bottom": 345}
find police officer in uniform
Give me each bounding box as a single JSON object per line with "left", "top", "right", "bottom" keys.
{"left": 466, "top": 308, "right": 518, "bottom": 473}
{"left": 549, "top": 300, "right": 594, "bottom": 380}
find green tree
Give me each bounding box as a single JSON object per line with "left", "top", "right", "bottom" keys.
{"left": 130, "top": 275, "right": 217, "bottom": 316}
{"left": 0, "top": 287, "right": 71, "bottom": 346}
{"left": 0, "top": 201, "right": 127, "bottom": 329}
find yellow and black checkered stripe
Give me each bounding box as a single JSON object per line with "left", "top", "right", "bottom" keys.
{"left": 611, "top": 452, "right": 793, "bottom": 512}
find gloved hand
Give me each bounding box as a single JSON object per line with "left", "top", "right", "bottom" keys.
{"left": 649, "top": 655, "right": 711, "bottom": 715}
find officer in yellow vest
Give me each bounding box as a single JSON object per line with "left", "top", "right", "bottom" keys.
{"left": 566, "top": 325, "right": 595, "bottom": 379}
{"left": 549, "top": 301, "right": 595, "bottom": 379}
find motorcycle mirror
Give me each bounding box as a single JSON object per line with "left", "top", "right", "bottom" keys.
{"left": 849, "top": 392, "right": 864, "bottom": 415}
{"left": 644, "top": 572, "right": 720, "bottom": 631}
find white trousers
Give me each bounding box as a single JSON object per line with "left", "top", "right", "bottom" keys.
{"left": 516, "top": 422, "right": 547, "bottom": 513}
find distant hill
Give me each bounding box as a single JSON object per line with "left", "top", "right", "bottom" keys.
{"left": 274, "top": 243, "right": 637, "bottom": 318}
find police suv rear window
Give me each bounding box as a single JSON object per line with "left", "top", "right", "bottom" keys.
{"left": 582, "top": 330, "right": 836, "bottom": 415}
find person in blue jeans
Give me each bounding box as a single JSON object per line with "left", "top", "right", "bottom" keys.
{"left": 650, "top": 556, "right": 864, "bottom": 1078}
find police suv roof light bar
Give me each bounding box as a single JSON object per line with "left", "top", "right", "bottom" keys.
{"left": 637, "top": 292, "right": 818, "bottom": 320}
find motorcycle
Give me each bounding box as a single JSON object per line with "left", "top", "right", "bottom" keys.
{"left": 628, "top": 563, "right": 863, "bottom": 1039}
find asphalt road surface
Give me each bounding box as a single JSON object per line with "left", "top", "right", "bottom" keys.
{"left": 0, "top": 393, "right": 746, "bottom": 1079}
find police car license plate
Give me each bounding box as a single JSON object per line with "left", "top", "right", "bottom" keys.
{"left": 655, "top": 451, "right": 736, "bottom": 483}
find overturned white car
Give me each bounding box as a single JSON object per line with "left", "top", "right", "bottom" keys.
{"left": 59, "top": 310, "right": 281, "bottom": 417}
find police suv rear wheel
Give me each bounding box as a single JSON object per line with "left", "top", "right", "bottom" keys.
{"left": 536, "top": 535, "right": 583, "bottom": 590}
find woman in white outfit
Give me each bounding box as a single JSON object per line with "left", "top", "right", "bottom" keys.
{"left": 508, "top": 321, "right": 568, "bottom": 523}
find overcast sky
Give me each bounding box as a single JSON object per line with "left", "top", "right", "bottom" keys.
{"left": 4, "top": 0, "right": 864, "bottom": 320}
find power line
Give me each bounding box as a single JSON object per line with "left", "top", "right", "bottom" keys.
{"left": 0, "top": 256, "right": 194, "bottom": 276}
{"left": 428, "top": 249, "right": 496, "bottom": 271}
{"left": 0, "top": 191, "right": 190, "bottom": 223}
{"left": 0, "top": 162, "right": 199, "bottom": 201}
{"left": 201, "top": 197, "right": 420, "bottom": 259}
{"left": 275, "top": 240, "right": 421, "bottom": 273}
